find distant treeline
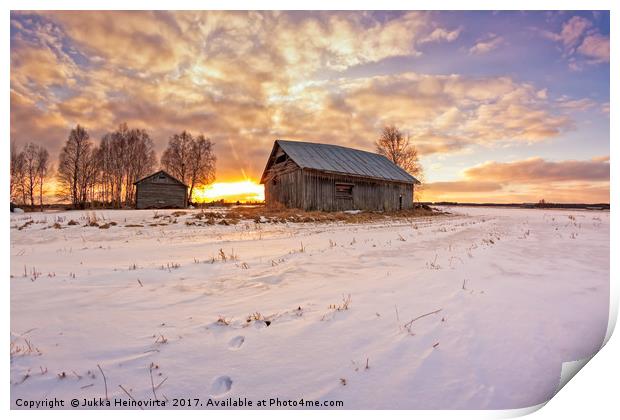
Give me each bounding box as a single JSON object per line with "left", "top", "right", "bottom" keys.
{"left": 423, "top": 202, "right": 610, "bottom": 210}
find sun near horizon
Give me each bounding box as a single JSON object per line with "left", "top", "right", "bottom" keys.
{"left": 192, "top": 179, "right": 265, "bottom": 203}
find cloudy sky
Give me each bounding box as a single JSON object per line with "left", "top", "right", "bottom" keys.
{"left": 10, "top": 10, "right": 610, "bottom": 203}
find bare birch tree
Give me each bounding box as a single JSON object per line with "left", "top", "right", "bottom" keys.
{"left": 22, "top": 143, "right": 38, "bottom": 209}
{"left": 375, "top": 125, "right": 423, "bottom": 179}
{"left": 187, "top": 134, "right": 216, "bottom": 201}
{"left": 161, "top": 131, "right": 215, "bottom": 202}
{"left": 36, "top": 147, "right": 50, "bottom": 211}
{"left": 57, "top": 125, "right": 93, "bottom": 209}
{"left": 22, "top": 143, "right": 50, "bottom": 210}
{"left": 161, "top": 131, "right": 192, "bottom": 185}
{"left": 123, "top": 126, "right": 156, "bottom": 205}
{"left": 10, "top": 141, "right": 26, "bottom": 205}
{"left": 10, "top": 141, "right": 49, "bottom": 210}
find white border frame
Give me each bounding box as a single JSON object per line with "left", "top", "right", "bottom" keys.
{"left": 3, "top": 2, "right": 616, "bottom": 419}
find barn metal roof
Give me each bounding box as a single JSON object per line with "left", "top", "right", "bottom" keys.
{"left": 133, "top": 170, "right": 188, "bottom": 187}
{"left": 269, "top": 140, "right": 419, "bottom": 184}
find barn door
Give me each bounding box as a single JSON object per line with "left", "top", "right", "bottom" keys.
{"left": 335, "top": 183, "right": 354, "bottom": 210}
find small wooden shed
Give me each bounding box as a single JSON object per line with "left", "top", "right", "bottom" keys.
{"left": 260, "top": 140, "right": 420, "bottom": 211}
{"left": 133, "top": 170, "right": 188, "bottom": 209}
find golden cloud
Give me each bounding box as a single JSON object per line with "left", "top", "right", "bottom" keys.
{"left": 10, "top": 11, "right": 606, "bottom": 187}
{"left": 463, "top": 157, "right": 609, "bottom": 183}
{"left": 10, "top": 90, "right": 71, "bottom": 152}
{"left": 420, "top": 156, "right": 610, "bottom": 203}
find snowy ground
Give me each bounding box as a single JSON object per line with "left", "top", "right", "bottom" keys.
{"left": 10, "top": 206, "right": 609, "bottom": 409}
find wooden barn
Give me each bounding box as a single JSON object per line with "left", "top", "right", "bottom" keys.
{"left": 260, "top": 140, "right": 420, "bottom": 211}
{"left": 133, "top": 170, "right": 188, "bottom": 209}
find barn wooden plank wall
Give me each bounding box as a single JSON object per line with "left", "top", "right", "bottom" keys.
{"left": 301, "top": 169, "right": 413, "bottom": 211}
{"left": 264, "top": 168, "right": 304, "bottom": 209}
{"left": 264, "top": 166, "right": 414, "bottom": 211}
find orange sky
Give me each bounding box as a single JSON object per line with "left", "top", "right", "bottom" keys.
{"left": 10, "top": 11, "right": 610, "bottom": 203}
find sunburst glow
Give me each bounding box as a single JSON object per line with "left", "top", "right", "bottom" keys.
{"left": 192, "top": 180, "right": 265, "bottom": 203}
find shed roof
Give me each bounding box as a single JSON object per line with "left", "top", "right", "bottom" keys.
{"left": 261, "top": 140, "right": 419, "bottom": 184}
{"left": 133, "top": 170, "right": 188, "bottom": 187}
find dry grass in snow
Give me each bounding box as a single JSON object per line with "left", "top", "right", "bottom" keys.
{"left": 10, "top": 206, "right": 609, "bottom": 409}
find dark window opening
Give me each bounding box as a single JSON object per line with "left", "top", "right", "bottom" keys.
{"left": 272, "top": 178, "right": 277, "bottom": 186}
{"left": 275, "top": 154, "right": 287, "bottom": 164}
{"left": 335, "top": 183, "right": 354, "bottom": 199}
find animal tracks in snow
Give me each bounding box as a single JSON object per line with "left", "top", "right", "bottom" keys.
{"left": 210, "top": 375, "right": 233, "bottom": 397}
{"left": 228, "top": 335, "right": 245, "bottom": 350}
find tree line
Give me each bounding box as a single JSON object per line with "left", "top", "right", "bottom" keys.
{"left": 10, "top": 123, "right": 216, "bottom": 210}
{"left": 10, "top": 141, "right": 50, "bottom": 211}
{"left": 10, "top": 123, "right": 420, "bottom": 211}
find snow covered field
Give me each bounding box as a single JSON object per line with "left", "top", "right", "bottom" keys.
{"left": 10, "top": 206, "right": 609, "bottom": 409}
